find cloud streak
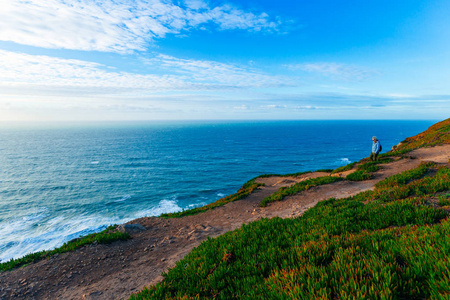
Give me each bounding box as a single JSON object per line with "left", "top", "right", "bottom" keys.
{"left": 0, "top": 0, "right": 282, "bottom": 53}
{"left": 287, "top": 62, "right": 378, "bottom": 81}
{"left": 0, "top": 50, "right": 293, "bottom": 96}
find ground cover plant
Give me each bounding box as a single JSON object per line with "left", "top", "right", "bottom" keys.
{"left": 260, "top": 176, "right": 343, "bottom": 207}
{"left": 131, "top": 163, "right": 450, "bottom": 300}
{"left": 388, "top": 118, "right": 450, "bottom": 153}
{"left": 162, "top": 170, "right": 331, "bottom": 218}
{"left": 331, "top": 162, "right": 356, "bottom": 174}
{"left": 0, "top": 225, "right": 129, "bottom": 272}
{"left": 375, "top": 161, "right": 435, "bottom": 189}
{"left": 439, "top": 193, "right": 450, "bottom": 206}
{"left": 161, "top": 179, "right": 264, "bottom": 218}
{"left": 345, "top": 158, "right": 392, "bottom": 182}
{"left": 257, "top": 171, "right": 311, "bottom": 178}
{"left": 345, "top": 170, "right": 372, "bottom": 181}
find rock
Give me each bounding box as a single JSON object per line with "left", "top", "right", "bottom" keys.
{"left": 117, "top": 223, "right": 147, "bottom": 234}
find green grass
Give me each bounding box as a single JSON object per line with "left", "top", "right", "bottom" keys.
{"left": 160, "top": 179, "right": 264, "bottom": 218}
{"left": 131, "top": 166, "right": 450, "bottom": 300}
{"left": 260, "top": 176, "right": 343, "bottom": 207}
{"left": 0, "top": 225, "right": 130, "bottom": 272}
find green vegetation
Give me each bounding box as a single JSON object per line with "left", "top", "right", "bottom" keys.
{"left": 131, "top": 163, "right": 450, "bottom": 300}
{"left": 315, "top": 168, "right": 334, "bottom": 173}
{"left": 260, "top": 176, "right": 343, "bottom": 207}
{"left": 161, "top": 179, "right": 264, "bottom": 218}
{"left": 161, "top": 170, "right": 331, "bottom": 218}
{"left": 388, "top": 118, "right": 450, "bottom": 153}
{"left": 375, "top": 161, "right": 435, "bottom": 189}
{"left": 257, "top": 171, "right": 311, "bottom": 178}
{"left": 331, "top": 162, "right": 356, "bottom": 174}
{"left": 0, "top": 225, "right": 129, "bottom": 272}
{"left": 345, "top": 158, "right": 392, "bottom": 182}
{"left": 438, "top": 193, "right": 450, "bottom": 206}
{"left": 345, "top": 170, "right": 372, "bottom": 181}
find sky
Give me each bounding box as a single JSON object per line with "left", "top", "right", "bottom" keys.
{"left": 0, "top": 0, "right": 449, "bottom": 121}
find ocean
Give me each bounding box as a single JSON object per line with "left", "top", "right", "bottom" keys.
{"left": 0, "top": 120, "right": 436, "bottom": 262}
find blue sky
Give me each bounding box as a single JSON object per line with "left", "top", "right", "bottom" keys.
{"left": 0, "top": 0, "right": 449, "bottom": 121}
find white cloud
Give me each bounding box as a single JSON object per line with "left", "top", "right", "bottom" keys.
{"left": 233, "top": 105, "right": 249, "bottom": 110}
{"left": 287, "top": 62, "right": 378, "bottom": 81}
{"left": 262, "top": 104, "right": 287, "bottom": 109}
{"left": 0, "top": 50, "right": 292, "bottom": 96}
{"left": 0, "top": 50, "right": 186, "bottom": 91}
{"left": 145, "top": 54, "right": 292, "bottom": 87}
{"left": 0, "top": 0, "right": 282, "bottom": 53}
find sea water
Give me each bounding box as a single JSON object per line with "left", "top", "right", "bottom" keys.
{"left": 0, "top": 120, "right": 436, "bottom": 261}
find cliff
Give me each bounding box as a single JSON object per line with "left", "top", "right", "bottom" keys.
{"left": 0, "top": 118, "right": 449, "bottom": 300}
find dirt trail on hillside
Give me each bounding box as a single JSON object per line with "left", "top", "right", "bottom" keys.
{"left": 1, "top": 145, "right": 449, "bottom": 300}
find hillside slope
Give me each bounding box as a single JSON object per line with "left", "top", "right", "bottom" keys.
{"left": 0, "top": 118, "right": 449, "bottom": 300}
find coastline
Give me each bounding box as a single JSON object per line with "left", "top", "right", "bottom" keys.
{"left": 1, "top": 143, "right": 449, "bottom": 299}
{"left": 1, "top": 118, "right": 449, "bottom": 299}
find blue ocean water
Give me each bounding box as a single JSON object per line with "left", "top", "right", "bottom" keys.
{"left": 0, "top": 120, "right": 436, "bottom": 261}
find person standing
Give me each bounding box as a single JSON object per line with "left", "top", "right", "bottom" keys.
{"left": 370, "top": 136, "right": 381, "bottom": 161}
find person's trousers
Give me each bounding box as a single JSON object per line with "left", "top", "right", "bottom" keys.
{"left": 370, "top": 152, "right": 378, "bottom": 161}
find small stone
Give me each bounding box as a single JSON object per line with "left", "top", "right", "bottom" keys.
{"left": 161, "top": 258, "right": 166, "bottom": 262}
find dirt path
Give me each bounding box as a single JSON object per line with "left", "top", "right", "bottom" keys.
{"left": 1, "top": 145, "right": 449, "bottom": 300}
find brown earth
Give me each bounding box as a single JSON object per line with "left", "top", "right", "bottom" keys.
{"left": 1, "top": 145, "right": 449, "bottom": 300}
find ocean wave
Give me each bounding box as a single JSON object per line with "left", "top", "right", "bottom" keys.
{"left": 339, "top": 158, "right": 351, "bottom": 164}
{"left": 114, "top": 195, "right": 132, "bottom": 202}
{"left": 134, "top": 199, "right": 182, "bottom": 218}
{"left": 0, "top": 214, "right": 121, "bottom": 262}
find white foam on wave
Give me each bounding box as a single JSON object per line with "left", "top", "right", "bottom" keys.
{"left": 90, "top": 161, "right": 99, "bottom": 165}
{"left": 339, "top": 158, "right": 351, "bottom": 164}
{"left": 0, "top": 212, "right": 123, "bottom": 262}
{"left": 21, "top": 207, "right": 49, "bottom": 222}
{"left": 188, "top": 201, "right": 206, "bottom": 209}
{"left": 115, "top": 195, "right": 132, "bottom": 202}
{"left": 135, "top": 199, "right": 182, "bottom": 218}
{"left": 217, "top": 193, "right": 226, "bottom": 198}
